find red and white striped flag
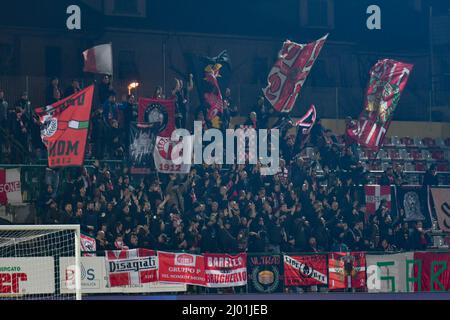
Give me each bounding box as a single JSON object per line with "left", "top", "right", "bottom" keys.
{"left": 105, "top": 249, "right": 158, "bottom": 287}
{"left": 0, "top": 168, "right": 22, "bottom": 206}
{"left": 364, "top": 185, "right": 392, "bottom": 216}
{"left": 83, "top": 43, "right": 113, "bottom": 75}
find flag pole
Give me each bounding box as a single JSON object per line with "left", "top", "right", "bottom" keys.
{"left": 428, "top": 5, "right": 435, "bottom": 122}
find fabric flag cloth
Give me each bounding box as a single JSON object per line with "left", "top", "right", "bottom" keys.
{"left": 154, "top": 135, "right": 193, "bottom": 174}
{"left": 80, "top": 234, "right": 97, "bottom": 257}
{"left": 247, "top": 255, "right": 284, "bottom": 294}
{"left": 364, "top": 185, "right": 393, "bottom": 220}
{"left": 204, "top": 253, "right": 247, "bottom": 288}
{"left": 137, "top": 98, "right": 193, "bottom": 174}
{"left": 157, "top": 252, "right": 206, "bottom": 286}
{"left": 129, "top": 123, "right": 153, "bottom": 175}
{"left": 395, "top": 186, "right": 432, "bottom": 228}
{"left": 328, "top": 252, "right": 366, "bottom": 290}
{"left": 35, "top": 85, "right": 94, "bottom": 168}
{"left": 294, "top": 104, "right": 317, "bottom": 150}
{"left": 347, "top": 59, "right": 413, "bottom": 151}
{"left": 83, "top": 44, "right": 113, "bottom": 75}
{"left": 366, "top": 253, "right": 414, "bottom": 293}
{"left": 263, "top": 34, "right": 328, "bottom": 113}
{"left": 188, "top": 50, "right": 231, "bottom": 126}
{"left": 0, "top": 168, "right": 22, "bottom": 206}
{"left": 105, "top": 249, "right": 158, "bottom": 287}
{"left": 430, "top": 187, "right": 450, "bottom": 232}
{"left": 413, "top": 252, "right": 450, "bottom": 292}
{"left": 138, "top": 98, "right": 176, "bottom": 137}
{"left": 283, "top": 254, "right": 328, "bottom": 287}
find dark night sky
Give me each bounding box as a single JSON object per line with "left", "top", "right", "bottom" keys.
{"left": 0, "top": 0, "right": 448, "bottom": 53}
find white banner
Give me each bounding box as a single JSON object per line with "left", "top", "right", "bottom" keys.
{"left": 0, "top": 168, "right": 23, "bottom": 205}
{"left": 154, "top": 136, "right": 193, "bottom": 174}
{"left": 60, "top": 257, "right": 186, "bottom": 294}
{"left": 366, "top": 253, "right": 414, "bottom": 293}
{"left": 0, "top": 257, "right": 55, "bottom": 295}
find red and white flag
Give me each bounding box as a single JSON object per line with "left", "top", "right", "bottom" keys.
{"left": 365, "top": 185, "right": 392, "bottom": 217}
{"left": 158, "top": 252, "right": 206, "bottom": 286}
{"left": 105, "top": 249, "right": 158, "bottom": 287}
{"left": 263, "top": 34, "right": 328, "bottom": 113}
{"left": 348, "top": 59, "right": 413, "bottom": 151}
{"left": 0, "top": 168, "right": 22, "bottom": 206}
{"left": 204, "top": 253, "right": 247, "bottom": 288}
{"left": 284, "top": 254, "right": 328, "bottom": 287}
{"left": 83, "top": 44, "right": 113, "bottom": 75}
{"left": 328, "top": 252, "right": 366, "bottom": 290}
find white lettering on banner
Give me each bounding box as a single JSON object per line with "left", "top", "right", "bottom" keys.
{"left": 59, "top": 257, "right": 186, "bottom": 294}
{"left": 108, "top": 257, "right": 157, "bottom": 273}
{"left": 207, "top": 256, "right": 244, "bottom": 268}
{"left": 284, "top": 256, "right": 328, "bottom": 284}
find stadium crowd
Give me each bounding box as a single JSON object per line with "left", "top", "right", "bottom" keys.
{"left": 0, "top": 76, "right": 437, "bottom": 255}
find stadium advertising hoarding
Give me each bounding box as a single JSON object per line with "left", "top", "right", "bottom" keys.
{"left": 0, "top": 257, "right": 55, "bottom": 295}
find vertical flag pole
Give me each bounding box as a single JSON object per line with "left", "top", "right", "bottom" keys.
{"left": 428, "top": 5, "right": 434, "bottom": 122}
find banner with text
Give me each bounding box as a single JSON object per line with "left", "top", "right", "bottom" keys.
{"left": 284, "top": 254, "right": 328, "bottom": 287}
{"left": 158, "top": 252, "right": 206, "bottom": 286}
{"left": 204, "top": 253, "right": 247, "bottom": 288}
{"left": 105, "top": 249, "right": 158, "bottom": 287}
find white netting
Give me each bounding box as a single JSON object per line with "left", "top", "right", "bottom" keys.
{"left": 0, "top": 226, "right": 81, "bottom": 300}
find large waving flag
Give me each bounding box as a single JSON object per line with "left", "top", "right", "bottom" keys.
{"left": 188, "top": 50, "right": 231, "bottom": 126}
{"left": 348, "top": 59, "right": 413, "bottom": 151}
{"left": 35, "top": 85, "right": 94, "bottom": 168}
{"left": 264, "top": 34, "right": 328, "bottom": 113}
{"left": 83, "top": 44, "right": 113, "bottom": 75}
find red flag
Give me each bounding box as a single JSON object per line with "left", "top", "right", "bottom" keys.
{"left": 105, "top": 249, "right": 158, "bottom": 287}
{"left": 348, "top": 59, "right": 413, "bottom": 151}
{"left": 328, "top": 252, "right": 366, "bottom": 290}
{"left": 157, "top": 252, "right": 206, "bottom": 286}
{"left": 204, "top": 253, "right": 247, "bottom": 288}
{"left": 263, "top": 34, "right": 328, "bottom": 113}
{"left": 364, "top": 185, "right": 392, "bottom": 218}
{"left": 284, "top": 255, "right": 328, "bottom": 287}
{"left": 413, "top": 252, "right": 450, "bottom": 292}
{"left": 137, "top": 98, "right": 176, "bottom": 138}
{"left": 35, "top": 85, "right": 94, "bottom": 168}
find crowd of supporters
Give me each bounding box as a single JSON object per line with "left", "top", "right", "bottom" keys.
{"left": 0, "top": 75, "right": 439, "bottom": 255}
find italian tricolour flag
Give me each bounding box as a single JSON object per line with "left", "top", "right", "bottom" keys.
{"left": 83, "top": 44, "right": 113, "bottom": 75}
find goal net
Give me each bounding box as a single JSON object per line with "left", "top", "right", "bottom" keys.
{"left": 0, "top": 225, "right": 81, "bottom": 300}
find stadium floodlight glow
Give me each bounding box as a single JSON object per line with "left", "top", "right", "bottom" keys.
{"left": 128, "top": 82, "right": 140, "bottom": 94}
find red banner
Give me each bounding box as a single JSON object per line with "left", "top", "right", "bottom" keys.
{"left": 284, "top": 255, "right": 328, "bottom": 287}
{"left": 157, "top": 252, "right": 206, "bottom": 286}
{"left": 328, "top": 252, "right": 366, "bottom": 290}
{"left": 204, "top": 253, "right": 247, "bottom": 288}
{"left": 413, "top": 252, "right": 450, "bottom": 292}
{"left": 138, "top": 98, "right": 176, "bottom": 138}
{"left": 105, "top": 249, "right": 158, "bottom": 287}
{"left": 263, "top": 35, "right": 328, "bottom": 113}
{"left": 348, "top": 59, "right": 413, "bottom": 151}
{"left": 36, "top": 85, "right": 94, "bottom": 168}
